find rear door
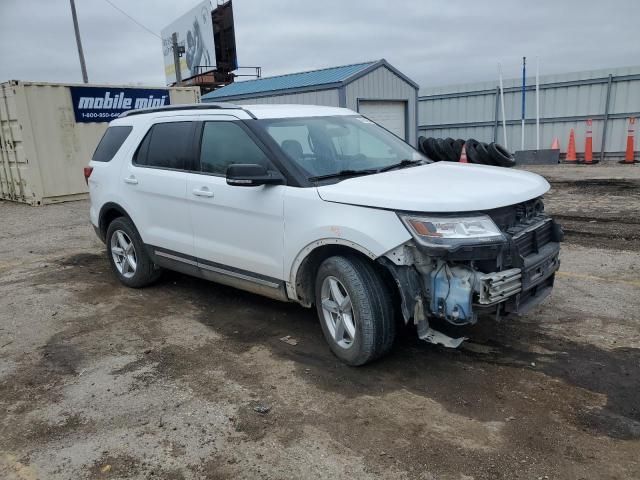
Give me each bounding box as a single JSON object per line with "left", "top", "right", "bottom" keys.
{"left": 186, "top": 118, "right": 286, "bottom": 282}
{"left": 122, "top": 119, "right": 196, "bottom": 256}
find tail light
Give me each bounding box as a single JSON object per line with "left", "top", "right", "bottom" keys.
{"left": 83, "top": 166, "right": 93, "bottom": 185}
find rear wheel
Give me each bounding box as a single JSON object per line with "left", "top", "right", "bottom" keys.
{"left": 314, "top": 255, "right": 395, "bottom": 366}
{"left": 106, "top": 217, "right": 161, "bottom": 288}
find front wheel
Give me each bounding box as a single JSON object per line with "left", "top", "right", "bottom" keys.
{"left": 315, "top": 255, "right": 395, "bottom": 366}
{"left": 106, "top": 217, "right": 161, "bottom": 288}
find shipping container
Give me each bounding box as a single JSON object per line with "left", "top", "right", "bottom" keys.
{"left": 0, "top": 81, "right": 200, "bottom": 205}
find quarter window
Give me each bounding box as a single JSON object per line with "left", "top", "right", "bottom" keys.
{"left": 199, "top": 121, "right": 270, "bottom": 175}
{"left": 92, "top": 126, "right": 132, "bottom": 162}
{"left": 135, "top": 122, "right": 193, "bottom": 170}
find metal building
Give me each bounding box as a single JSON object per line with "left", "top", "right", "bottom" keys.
{"left": 418, "top": 66, "right": 640, "bottom": 161}
{"left": 202, "top": 59, "right": 419, "bottom": 145}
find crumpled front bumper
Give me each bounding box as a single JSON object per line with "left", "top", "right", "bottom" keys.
{"left": 477, "top": 240, "right": 560, "bottom": 314}
{"left": 381, "top": 217, "right": 563, "bottom": 348}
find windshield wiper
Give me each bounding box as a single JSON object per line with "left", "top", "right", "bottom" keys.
{"left": 308, "top": 168, "right": 379, "bottom": 182}
{"left": 377, "top": 159, "right": 424, "bottom": 173}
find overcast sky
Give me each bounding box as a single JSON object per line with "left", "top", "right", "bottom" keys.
{"left": 0, "top": 0, "right": 638, "bottom": 91}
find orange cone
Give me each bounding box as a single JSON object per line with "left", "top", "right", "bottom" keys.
{"left": 551, "top": 137, "right": 560, "bottom": 150}
{"left": 565, "top": 129, "right": 577, "bottom": 163}
{"left": 459, "top": 143, "right": 468, "bottom": 163}
{"left": 584, "top": 119, "right": 593, "bottom": 164}
{"left": 623, "top": 117, "right": 637, "bottom": 164}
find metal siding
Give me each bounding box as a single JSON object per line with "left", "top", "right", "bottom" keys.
{"left": 0, "top": 81, "right": 199, "bottom": 205}
{"left": 345, "top": 66, "right": 418, "bottom": 145}
{"left": 232, "top": 89, "right": 340, "bottom": 106}
{"left": 418, "top": 66, "right": 640, "bottom": 157}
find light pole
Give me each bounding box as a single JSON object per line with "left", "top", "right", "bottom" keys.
{"left": 69, "top": 0, "right": 89, "bottom": 83}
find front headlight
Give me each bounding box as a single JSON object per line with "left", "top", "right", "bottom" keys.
{"left": 398, "top": 214, "right": 504, "bottom": 249}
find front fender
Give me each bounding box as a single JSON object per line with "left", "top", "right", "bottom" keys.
{"left": 283, "top": 187, "right": 412, "bottom": 297}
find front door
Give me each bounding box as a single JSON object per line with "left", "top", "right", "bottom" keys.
{"left": 187, "top": 119, "right": 285, "bottom": 282}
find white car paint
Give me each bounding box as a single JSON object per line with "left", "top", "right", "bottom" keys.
{"left": 317, "top": 161, "right": 550, "bottom": 212}
{"left": 186, "top": 174, "right": 286, "bottom": 280}
{"left": 282, "top": 187, "right": 412, "bottom": 294}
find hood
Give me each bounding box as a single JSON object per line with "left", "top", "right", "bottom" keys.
{"left": 316, "top": 162, "right": 550, "bottom": 212}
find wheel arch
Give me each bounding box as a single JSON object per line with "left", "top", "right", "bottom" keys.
{"left": 288, "top": 239, "right": 399, "bottom": 308}
{"left": 98, "top": 202, "right": 134, "bottom": 242}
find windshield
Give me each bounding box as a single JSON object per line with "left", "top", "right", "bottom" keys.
{"left": 257, "top": 115, "right": 429, "bottom": 179}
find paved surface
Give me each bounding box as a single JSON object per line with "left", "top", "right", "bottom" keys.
{"left": 1, "top": 164, "right": 639, "bottom": 479}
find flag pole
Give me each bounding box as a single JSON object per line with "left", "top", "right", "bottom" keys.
{"left": 498, "top": 63, "right": 508, "bottom": 149}
{"left": 521, "top": 56, "right": 526, "bottom": 151}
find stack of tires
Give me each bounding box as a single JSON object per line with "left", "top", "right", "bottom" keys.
{"left": 418, "top": 137, "right": 515, "bottom": 168}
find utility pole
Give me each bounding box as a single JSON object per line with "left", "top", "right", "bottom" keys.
{"left": 171, "top": 33, "right": 183, "bottom": 86}
{"left": 69, "top": 0, "right": 89, "bottom": 83}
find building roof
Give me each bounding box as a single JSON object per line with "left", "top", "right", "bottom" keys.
{"left": 202, "top": 61, "right": 375, "bottom": 100}
{"left": 201, "top": 59, "right": 418, "bottom": 101}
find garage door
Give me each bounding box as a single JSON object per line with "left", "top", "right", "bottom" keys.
{"left": 358, "top": 100, "right": 406, "bottom": 140}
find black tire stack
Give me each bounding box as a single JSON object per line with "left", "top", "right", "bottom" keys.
{"left": 418, "top": 136, "right": 516, "bottom": 168}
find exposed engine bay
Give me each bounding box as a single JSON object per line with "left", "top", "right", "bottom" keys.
{"left": 381, "top": 197, "right": 563, "bottom": 347}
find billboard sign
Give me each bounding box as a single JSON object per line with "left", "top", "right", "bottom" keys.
{"left": 69, "top": 86, "right": 170, "bottom": 123}
{"left": 161, "top": 0, "right": 215, "bottom": 85}
{"left": 213, "top": 0, "right": 237, "bottom": 71}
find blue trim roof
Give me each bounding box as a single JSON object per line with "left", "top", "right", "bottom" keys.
{"left": 202, "top": 61, "right": 377, "bottom": 100}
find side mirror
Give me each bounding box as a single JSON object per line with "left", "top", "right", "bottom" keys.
{"left": 226, "top": 164, "right": 285, "bottom": 187}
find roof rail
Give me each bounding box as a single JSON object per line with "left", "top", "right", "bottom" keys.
{"left": 118, "top": 102, "right": 240, "bottom": 118}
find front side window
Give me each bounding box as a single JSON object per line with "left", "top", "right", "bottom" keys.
{"left": 135, "top": 122, "right": 193, "bottom": 170}
{"left": 259, "top": 116, "right": 427, "bottom": 178}
{"left": 92, "top": 126, "right": 132, "bottom": 162}
{"left": 199, "top": 121, "right": 270, "bottom": 175}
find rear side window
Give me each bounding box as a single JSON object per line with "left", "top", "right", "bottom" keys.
{"left": 92, "top": 126, "right": 132, "bottom": 162}
{"left": 135, "top": 122, "right": 193, "bottom": 170}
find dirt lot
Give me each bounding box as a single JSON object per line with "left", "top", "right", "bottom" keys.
{"left": 1, "top": 164, "right": 639, "bottom": 480}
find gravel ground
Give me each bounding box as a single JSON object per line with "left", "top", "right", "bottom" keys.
{"left": 1, "top": 164, "right": 639, "bottom": 480}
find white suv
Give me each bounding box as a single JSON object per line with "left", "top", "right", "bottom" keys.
{"left": 87, "top": 103, "right": 562, "bottom": 365}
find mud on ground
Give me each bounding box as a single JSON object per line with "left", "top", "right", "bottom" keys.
{"left": 1, "top": 164, "right": 639, "bottom": 479}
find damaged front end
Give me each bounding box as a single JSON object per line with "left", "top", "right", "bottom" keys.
{"left": 381, "top": 198, "right": 563, "bottom": 348}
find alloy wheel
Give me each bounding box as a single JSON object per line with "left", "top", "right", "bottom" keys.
{"left": 110, "top": 230, "right": 137, "bottom": 279}
{"left": 320, "top": 276, "right": 356, "bottom": 349}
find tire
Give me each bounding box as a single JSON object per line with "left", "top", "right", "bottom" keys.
{"left": 418, "top": 137, "right": 431, "bottom": 159}
{"left": 417, "top": 136, "right": 429, "bottom": 156}
{"left": 437, "top": 138, "right": 457, "bottom": 162}
{"left": 453, "top": 139, "right": 465, "bottom": 160}
{"left": 314, "top": 255, "right": 395, "bottom": 366}
{"left": 488, "top": 142, "right": 516, "bottom": 167}
{"left": 465, "top": 138, "right": 491, "bottom": 165}
{"left": 106, "top": 217, "right": 162, "bottom": 288}
{"left": 424, "top": 137, "right": 442, "bottom": 161}
{"left": 444, "top": 138, "right": 460, "bottom": 161}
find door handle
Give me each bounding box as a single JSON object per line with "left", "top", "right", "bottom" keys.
{"left": 124, "top": 176, "right": 138, "bottom": 185}
{"left": 192, "top": 188, "right": 214, "bottom": 198}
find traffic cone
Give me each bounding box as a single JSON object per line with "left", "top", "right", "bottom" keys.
{"left": 565, "top": 129, "right": 577, "bottom": 163}
{"left": 584, "top": 119, "right": 593, "bottom": 164}
{"left": 622, "top": 117, "right": 637, "bottom": 164}
{"left": 551, "top": 137, "right": 560, "bottom": 150}
{"left": 459, "top": 143, "right": 468, "bottom": 163}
